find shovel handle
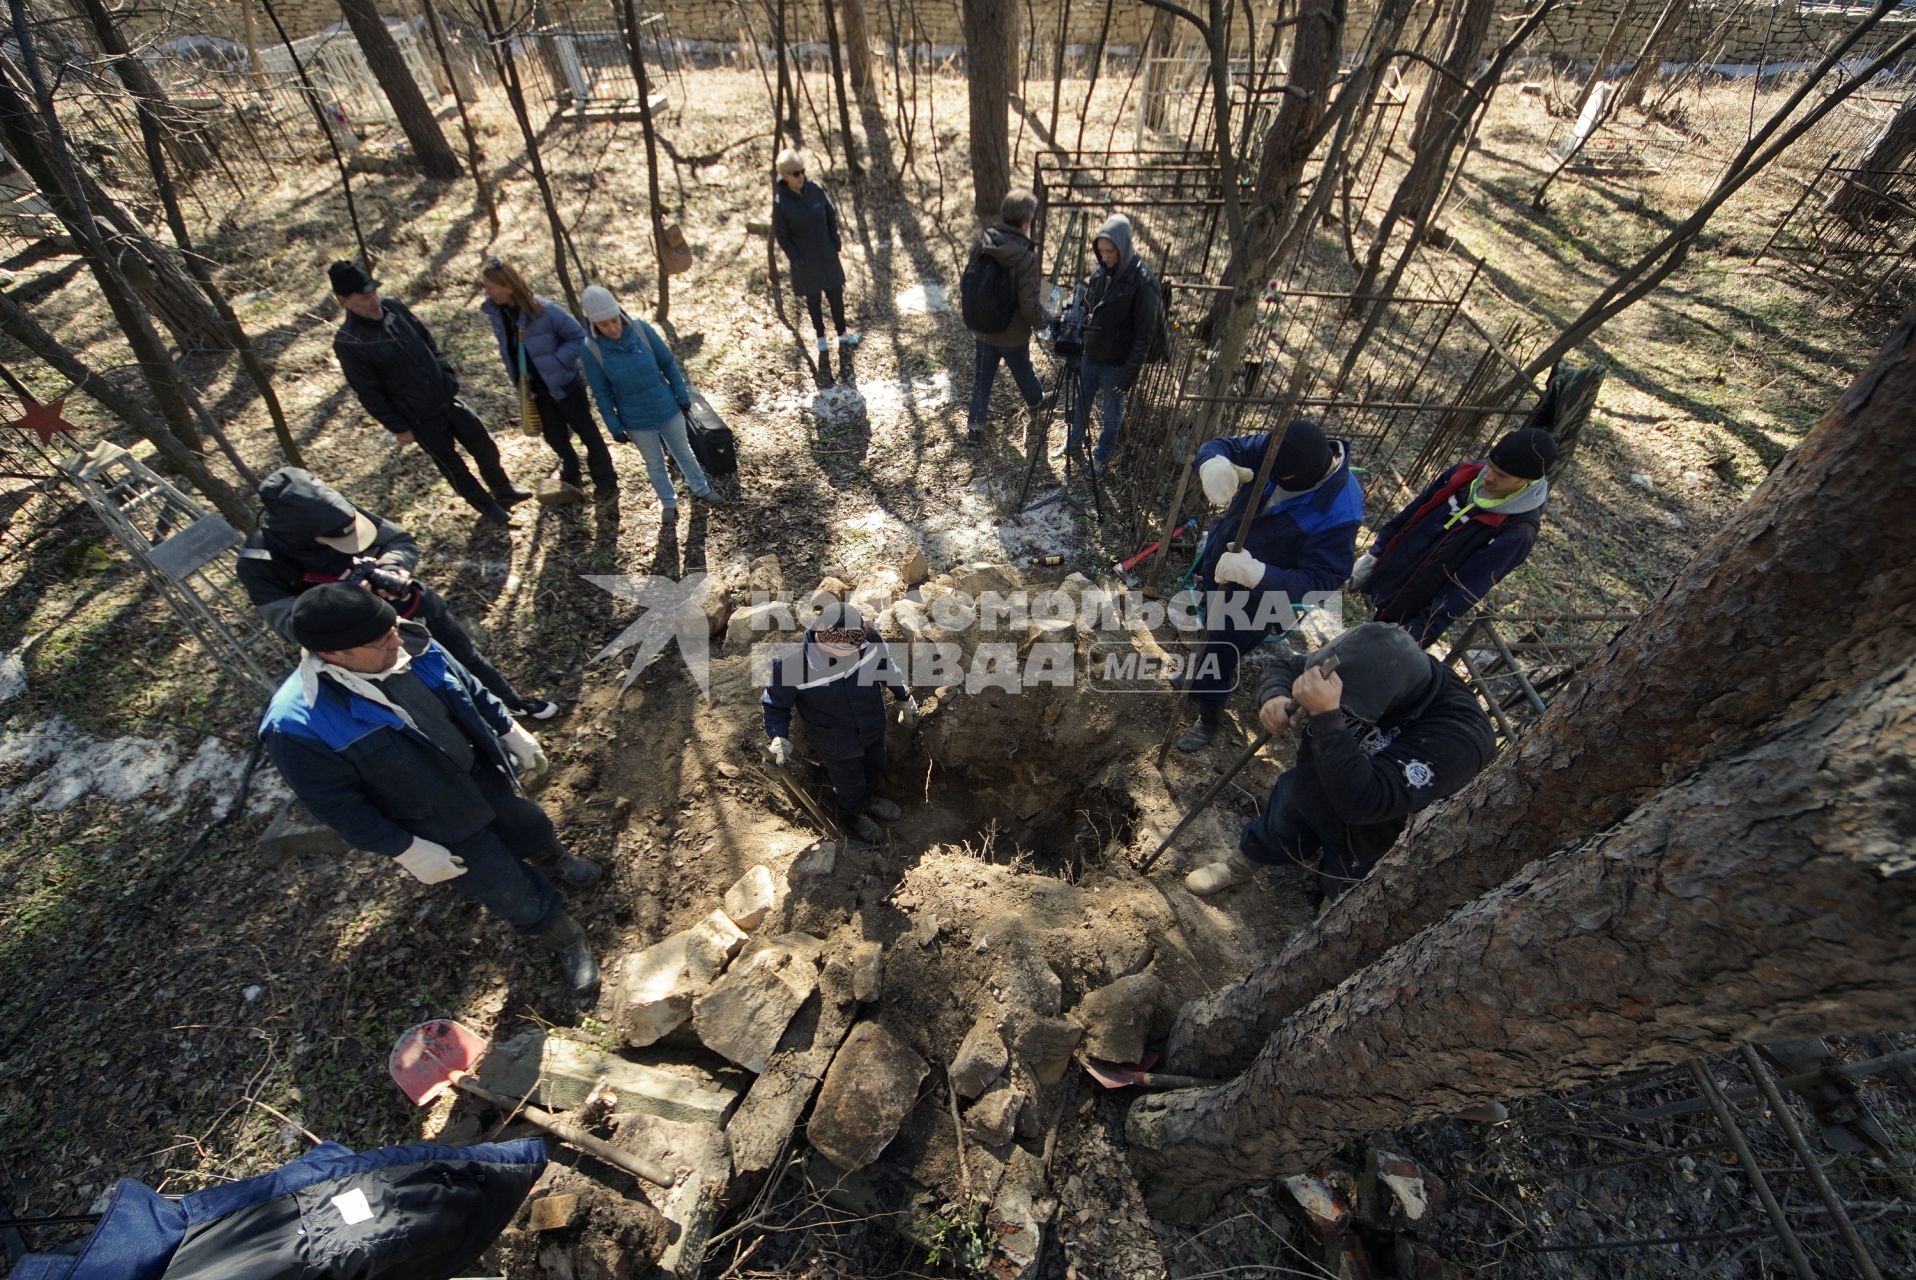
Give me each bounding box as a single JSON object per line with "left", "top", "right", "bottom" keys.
{"left": 451, "top": 1075, "right": 677, "bottom": 1189}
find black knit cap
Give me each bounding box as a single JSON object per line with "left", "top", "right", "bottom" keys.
{"left": 328, "top": 260, "right": 378, "bottom": 296}
{"left": 1270, "top": 419, "right": 1332, "bottom": 489}
{"left": 812, "top": 601, "right": 868, "bottom": 646}
{"left": 1488, "top": 428, "right": 1559, "bottom": 481}
{"left": 291, "top": 581, "right": 396, "bottom": 652}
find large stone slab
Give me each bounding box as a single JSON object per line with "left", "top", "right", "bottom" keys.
{"left": 1071, "top": 972, "right": 1172, "bottom": 1065}
{"left": 809, "top": 1020, "right": 930, "bottom": 1172}
{"left": 721, "top": 864, "right": 782, "bottom": 932}
{"left": 692, "top": 933, "right": 823, "bottom": 1073}
{"left": 474, "top": 1030, "right": 741, "bottom": 1125}
{"left": 1003, "top": 1010, "right": 1082, "bottom": 1086}
{"left": 727, "top": 952, "right": 859, "bottom": 1178}
{"left": 949, "top": 1013, "right": 1007, "bottom": 1100}
{"left": 612, "top": 911, "right": 748, "bottom": 1048}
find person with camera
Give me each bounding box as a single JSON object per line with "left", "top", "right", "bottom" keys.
{"left": 237, "top": 467, "right": 557, "bottom": 720}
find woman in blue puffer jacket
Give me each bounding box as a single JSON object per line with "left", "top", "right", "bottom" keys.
{"left": 479, "top": 257, "right": 619, "bottom": 499}
{"left": 577, "top": 285, "right": 727, "bottom": 513}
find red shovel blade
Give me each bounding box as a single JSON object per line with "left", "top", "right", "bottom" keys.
{"left": 389, "top": 1019, "right": 490, "bottom": 1106}
{"left": 1082, "top": 1049, "right": 1159, "bottom": 1088}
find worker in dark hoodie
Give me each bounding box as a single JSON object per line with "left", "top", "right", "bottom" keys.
{"left": 237, "top": 467, "right": 557, "bottom": 719}
{"left": 1067, "top": 213, "right": 1161, "bottom": 470}
{"left": 962, "top": 188, "right": 1053, "bottom": 444}
{"left": 1354, "top": 428, "right": 1558, "bottom": 646}
{"left": 1184, "top": 623, "right": 1495, "bottom": 900}
{"left": 1176, "top": 419, "right": 1364, "bottom": 752}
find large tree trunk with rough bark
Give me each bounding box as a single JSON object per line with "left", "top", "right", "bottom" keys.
{"left": 336, "top": 0, "right": 463, "bottom": 179}
{"left": 1617, "top": 0, "right": 1690, "bottom": 109}
{"left": 1827, "top": 90, "right": 1916, "bottom": 223}
{"left": 1129, "top": 653, "right": 1916, "bottom": 1217}
{"left": 1408, "top": 0, "right": 1492, "bottom": 155}
{"left": 839, "top": 0, "right": 875, "bottom": 106}
{"left": 963, "top": 0, "right": 1012, "bottom": 221}
{"left": 1166, "top": 306, "right": 1916, "bottom": 1081}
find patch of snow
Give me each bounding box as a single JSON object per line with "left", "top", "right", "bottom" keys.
{"left": 826, "top": 478, "right": 1085, "bottom": 574}
{"left": 894, "top": 282, "right": 950, "bottom": 314}
{"left": 0, "top": 648, "right": 25, "bottom": 701}
{"left": 1628, "top": 471, "right": 1656, "bottom": 491}
{"left": 763, "top": 373, "right": 953, "bottom": 426}
{"left": 0, "top": 714, "right": 285, "bottom": 819}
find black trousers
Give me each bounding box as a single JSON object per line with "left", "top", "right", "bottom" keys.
{"left": 442, "top": 768, "right": 562, "bottom": 935}
{"left": 803, "top": 286, "right": 848, "bottom": 338}
{"left": 412, "top": 400, "right": 517, "bottom": 511}
{"left": 532, "top": 382, "right": 617, "bottom": 489}
{"left": 821, "top": 736, "right": 887, "bottom": 815}
{"left": 403, "top": 583, "right": 527, "bottom": 712}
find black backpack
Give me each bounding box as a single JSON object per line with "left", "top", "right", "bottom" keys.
{"left": 1144, "top": 269, "right": 1173, "bottom": 363}
{"left": 960, "top": 242, "right": 1017, "bottom": 333}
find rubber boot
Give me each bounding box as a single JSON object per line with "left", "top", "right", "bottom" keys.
{"left": 866, "top": 797, "right": 902, "bottom": 822}
{"left": 849, "top": 813, "right": 885, "bottom": 843}
{"left": 1176, "top": 705, "right": 1224, "bottom": 753}
{"left": 538, "top": 913, "right": 599, "bottom": 995}
{"left": 1185, "top": 852, "right": 1258, "bottom": 897}
{"left": 545, "top": 842, "right": 602, "bottom": 886}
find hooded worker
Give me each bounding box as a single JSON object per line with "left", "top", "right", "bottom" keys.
{"left": 1067, "top": 213, "right": 1162, "bottom": 470}
{"left": 1354, "top": 428, "right": 1559, "bottom": 646}
{"left": 238, "top": 467, "right": 557, "bottom": 719}
{"left": 760, "top": 602, "right": 917, "bottom": 843}
{"left": 259, "top": 584, "right": 601, "bottom": 995}
{"left": 1176, "top": 419, "right": 1365, "bottom": 752}
{"left": 1184, "top": 623, "right": 1496, "bottom": 900}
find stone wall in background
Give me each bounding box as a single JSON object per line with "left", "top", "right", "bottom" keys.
{"left": 153, "top": 1, "right": 1909, "bottom": 77}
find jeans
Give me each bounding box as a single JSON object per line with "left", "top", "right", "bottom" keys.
{"left": 821, "top": 736, "right": 888, "bottom": 815}
{"left": 411, "top": 400, "right": 518, "bottom": 511}
{"left": 626, "top": 410, "right": 712, "bottom": 507}
{"left": 1068, "top": 360, "right": 1126, "bottom": 466}
{"left": 532, "top": 382, "right": 617, "bottom": 489}
{"left": 967, "top": 339, "right": 1044, "bottom": 428}
{"left": 1189, "top": 586, "right": 1271, "bottom": 710}
{"left": 803, "top": 286, "right": 848, "bottom": 338}
{"left": 404, "top": 583, "right": 528, "bottom": 712}
{"left": 442, "top": 769, "right": 563, "bottom": 934}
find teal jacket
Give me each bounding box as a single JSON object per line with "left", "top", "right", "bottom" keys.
{"left": 579, "top": 314, "right": 690, "bottom": 439}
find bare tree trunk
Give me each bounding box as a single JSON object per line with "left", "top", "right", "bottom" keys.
{"left": 241, "top": 0, "right": 268, "bottom": 89}
{"left": 962, "top": 0, "right": 1012, "bottom": 221}
{"left": 1572, "top": 2, "right": 1636, "bottom": 122}
{"left": 772, "top": 0, "right": 800, "bottom": 148}
{"left": 1132, "top": 649, "right": 1916, "bottom": 1216}
{"left": 61, "top": 0, "right": 213, "bottom": 173}
{"left": 1166, "top": 305, "right": 1916, "bottom": 1081}
{"left": 259, "top": 0, "right": 372, "bottom": 268}
{"left": 823, "top": 0, "right": 861, "bottom": 177}
{"left": 840, "top": 0, "right": 875, "bottom": 105}
{"left": 73, "top": 0, "right": 302, "bottom": 468}
{"left": 336, "top": 0, "right": 462, "bottom": 179}
{"left": 1617, "top": 0, "right": 1689, "bottom": 110}
{"left": 0, "top": 284, "right": 249, "bottom": 522}
{"left": 1392, "top": 0, "right": 1492, "bottom": 221}
{"left": 475, "top": 0, "right": 582, "bottom": 314}
{"left": 417, "top": 0, "right": 499, "bottom": 239}
{"left": 0, "top": 10, "right": 253, "bottom": 524}
{"left": 617, "top": 0, "right": 671, "bottom": 320}
{"left": 1138, "top": 7, "right": 1175, "bottom": 134}
{"left": 1827, "top": 90, "right": 1916, "bottom": 223}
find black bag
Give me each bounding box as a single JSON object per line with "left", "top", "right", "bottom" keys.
{"left": 960, "top": 243, "right": 1017, "bottom": 334}
{"left": 1144, "top": 269, "right": 1173, "bottom": 363}
{"left": 685, "top": 389, "right": 738, "bottom": 478}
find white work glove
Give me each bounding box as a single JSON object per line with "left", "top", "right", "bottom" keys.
{"left": 395, "top": 837, "right": 467, "bottom": 884}
{"left": 502, "top": 722, "right": 549, "bottom": 782}
{"left": 1199, "top": 456, "right": 1253, "bottom": 507}
{"left": 1214, "top": 548, "right": 1266, "bottom": 589}
{"left": 899, "top": 698, "right": 919, "bottom": 727}
{"left": 1350, "top": 551, "right": 1378, "bottom": 589}
{"left": 766, "top": 736, "right": 793, "bottom": 766}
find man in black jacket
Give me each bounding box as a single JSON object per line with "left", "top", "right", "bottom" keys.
{"left": 237, "top": 467, "right": 556, "bottom": 718}
{"left": 329, "top": 261, "right": 528, "bottom": 524}
{"left": 260, "top": 584, "right": 601, "bottom": 994}
{"left": 1066, "top": 213, "right": 1160, "bottom": 470}
{"left": 1184, "top": 623, "right": 1496, "bottom": 902}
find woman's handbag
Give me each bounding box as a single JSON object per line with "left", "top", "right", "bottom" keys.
{"left": 516, "top": 328, "right": 543, "bottom": 439}
{"left": 660, "top": 223, "right": 693, "bottom": 275}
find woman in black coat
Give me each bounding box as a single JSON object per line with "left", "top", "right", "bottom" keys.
{"left": 772, "top": 148, "right": 858, "bottom": 354}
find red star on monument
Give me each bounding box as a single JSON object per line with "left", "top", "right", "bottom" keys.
{"left": 5, "top": 396, "right": 75, "bottom": 445}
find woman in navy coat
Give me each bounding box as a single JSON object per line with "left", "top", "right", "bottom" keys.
{"left": 772, "top": 149, "right": 858, "bottom": 354}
